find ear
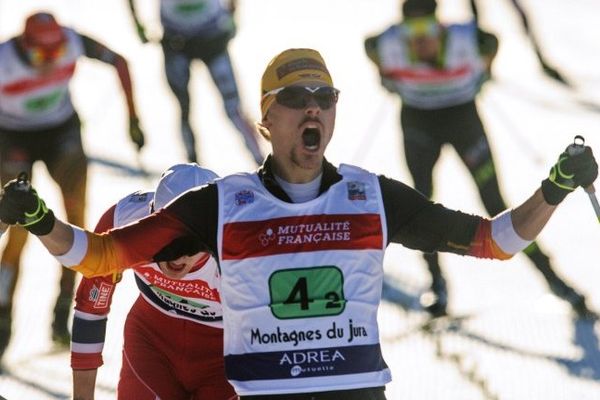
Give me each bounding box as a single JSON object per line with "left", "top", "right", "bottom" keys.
{"left": 256, "top": 119, "right": 271, "bottom": 142}
{"left": 260, "top": 111, "right": 272, "bottom": 128}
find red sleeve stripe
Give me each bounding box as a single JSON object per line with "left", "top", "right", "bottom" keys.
{"left": 467, "top": 219, "right": 512, "bottom": 260}
{"left": 71, "top": 352, "right": 104, "bottom": 370}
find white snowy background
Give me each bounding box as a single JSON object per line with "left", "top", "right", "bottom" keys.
{"left": 1, "top": 0, "right": 600, "bottom": 399}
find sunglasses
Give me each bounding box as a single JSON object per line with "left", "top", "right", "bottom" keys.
{"left": 26, "top": 43, "right": 67, "bottom": 67}
{"left": 403, "top": 16, "right": 440, "bottom": 38}
{"left": 263, "top": 86, "right": 340, "bottom": 110}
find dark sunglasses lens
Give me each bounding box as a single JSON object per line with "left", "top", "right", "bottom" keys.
{"left": 276, "top": 87, "right": 339, "bottom": 109}
{"left": 313, "top": 88, "right": 339, "bottom": 109}
{"left": 275, "top": 87, "right": 308, "bottom": 108}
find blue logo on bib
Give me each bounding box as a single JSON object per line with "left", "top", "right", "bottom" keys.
{"left": 235, "top": 189, "right": 254, "bottom": 206}
{"left": 347, "top": 182, "right": 366, "bottom": 200}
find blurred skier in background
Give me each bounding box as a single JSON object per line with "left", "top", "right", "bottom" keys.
{"left": 364, "top": 0, "right": 593, "bottom": 318}
{"left": 0, "top": 11, "right": 145, "bottom": 361}
{"left": 127, "top": 0, "right": 264, "bottom": 165}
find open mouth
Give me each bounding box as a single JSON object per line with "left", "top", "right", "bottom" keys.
{"left": 166, "top": 262, "right": 186, "bottom": 272}
{"left": 302, "top": 127, "right": 321, "bottom": 151}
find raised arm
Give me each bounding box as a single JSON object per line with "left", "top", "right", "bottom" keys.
{"left": 0, "top": 174, "right": 213, "bottom": 278}
{"left": 81, "top": 34, "right": 145, "bottom": 151}
{"left": 384, "top": 139, "right": 597, "bottom": 259}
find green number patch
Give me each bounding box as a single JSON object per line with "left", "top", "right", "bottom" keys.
{"left": 269, "top": 266, "right": 345, "bottom": 319}
{"left": 25, "top": 90, "right": 62, "bottom": 112}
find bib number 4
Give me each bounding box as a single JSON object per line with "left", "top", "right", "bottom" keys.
{"left": 269, "top": 266, "right": 346, "bottom": 319}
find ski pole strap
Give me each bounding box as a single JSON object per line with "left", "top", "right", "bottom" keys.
{"left": 20, "top": 190, "right": 56, "bottom": 236}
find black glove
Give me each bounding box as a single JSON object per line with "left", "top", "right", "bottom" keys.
{"left": 0, "top": 173, "right": 55, "bottom": 235}
{"left": 477, "top": 28, "right": 499, "bottom": 57}
{"left": 129, "top": 117, "right": 145, "bottom": 151}
{"left": 541, "top": 137, "right": 598, "bottom": 205}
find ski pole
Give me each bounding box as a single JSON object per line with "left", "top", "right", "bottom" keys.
{"left": 88, "top": 155, "right": 158, "bottom": 178}
{"left": 351, "top": 97, "right": 391, "bottom": 165}
{"left": 482, "top": 90, "right": 545, "bottom": 165}
{"left": 584, "top": 185, "right": 600, "bottom": 222}
{"left": 567, "top": 135, "right": 600, "bottom": 222}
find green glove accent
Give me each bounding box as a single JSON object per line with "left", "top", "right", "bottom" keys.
{"left": 548, "top": 154, "right": 576, "bottom": 191}
{"left": 22, "top": 192, "right": 50, "bottom": 227}
{"left": 129, "top": 117, "right": 145, "bottom": 150}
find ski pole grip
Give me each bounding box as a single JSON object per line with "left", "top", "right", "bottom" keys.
{"left": 567, "top": 135, "right": 593, "bottom": 191}
{"left": 568, "top": 135, "right": 600, "bottom": 221}
{"left": 15, "top": 172, "right": 31, "bottom": 192}
{"left": 566, "top": 135, "right": 586, "bottom": 156}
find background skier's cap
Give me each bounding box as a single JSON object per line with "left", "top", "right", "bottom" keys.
{"left": 22, "top": 12, "right": 64, "bottom": 49}
{"left": 260, "top": 48, "right": 333, "bottom": 116}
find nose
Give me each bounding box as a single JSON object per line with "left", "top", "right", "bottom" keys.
{"left": 304, "top": 97, "right": 321, "bottom": 115}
